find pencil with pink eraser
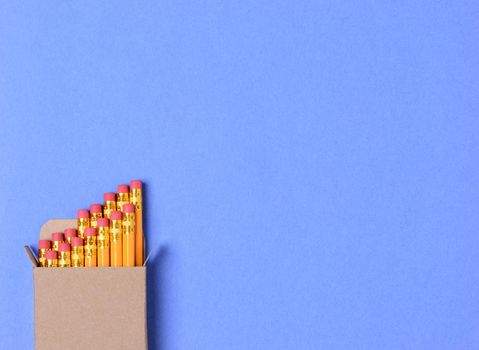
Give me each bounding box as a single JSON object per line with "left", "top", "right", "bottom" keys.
{"left": 38, "top": 240, "right": 51, "bottom": 267}
{"left": 130, "top": 180, "right": 144, "bottom": 266}
{"left": 77, "top": 209, "right": 90, "bottom": 239}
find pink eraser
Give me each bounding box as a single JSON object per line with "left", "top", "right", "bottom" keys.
{"left": 77, "top": 209, "right": 90, "bottom": 219}
{"left": 104, "top": 192, "right": 116, "bottom": 201}
{"left": 122, "top": 204, "right": 135, "bottom": 213}
{"left": 71, "top": 237, "right": 83, "bottom": 247}
{"left": 45, "top": 250, "right": 57, "bottom": 259}
{"left": 84, "top": 227, "right": 97, "bottom": 236}
{"left": 130, "top": 180, "right": 142, "bottom": 189}
{"left": 58, "top": 242, "right": 71, "bottom": 252}
{"left": 64, "top": 228, "right": 77, "bottom": 237}
{"left": 51, "top": 232, "right": 64, "bottom": 242}
{"left": 90, "top": 204, "right": 102, "bottom": 213}
{"left": 118, "top": 184, "right": 129, "bottom": 193}
{"left": 97, "top": 218, "right": 109, "bottom": 227}
{"left": 38, "top": 240, "right": 51, "bottom": 249}
{"left": 110, "top": 211, "right": 122, "bottom": 220}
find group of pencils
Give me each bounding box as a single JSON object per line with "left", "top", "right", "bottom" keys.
{"left": 37, "top": 180, "right": 144, "bottom": 267}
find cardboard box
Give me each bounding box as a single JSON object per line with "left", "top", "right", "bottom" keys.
{"left": 26, "top": 219, "right": 148, "bottom": 350}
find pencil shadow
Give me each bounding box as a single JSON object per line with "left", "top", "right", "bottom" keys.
{"left": 143, "top": 181, "right": 169, "bottom": 350}
{"left": 147, "top": 245, "right": 169, "bottom": 350}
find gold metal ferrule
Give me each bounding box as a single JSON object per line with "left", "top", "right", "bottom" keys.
{"left": 77, "top": 218, "right": 90, "bottom": 239}
{"left": 71, "top": 246, "right": 84, "bottom": 267}
{"left": 46, "top": 258, "right": 58, "bottom": 268}
{"left": 52, "top": 240, "right": 62, "bottom": 253}
{"left": 39, "top": 248, "right": 48, "bottom": 267}
{"left": 90, "top": 212, "right": 103, "bottom": 229}
{"left": 130, "top": 188, "right": 142, "bottom": 210}
{"left": 122, "top": 212, "right": 135, "bottom": 237}
{"left": 110, "top": 218, "right": 123, "bottom": 267}
{"left": 104, "top": 200, "right": 117, "bottom": 219}
{"left": 58, "top": 251, "right": 71, "bottom": 267}
{"left": 97, "top": 225, "right": 110, "bottom": 267}
{"left": 117, "top": 192, "right": 130, "bottom": 212}
{"left": 122, "top": 212, "right": 136, "bottom": 266}
{"left": 84, "top": 235, "right": 97, "bottom": 267}
{"left": 110, "top": 219, "right": 122, "bottom": 243}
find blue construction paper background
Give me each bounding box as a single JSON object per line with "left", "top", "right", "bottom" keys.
{"left": 0, "top": 1, "right": 478, "bottom": 349}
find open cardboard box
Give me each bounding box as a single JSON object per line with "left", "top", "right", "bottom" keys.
{"left": 25, "top": 219, "right": 148, "bottom": 350}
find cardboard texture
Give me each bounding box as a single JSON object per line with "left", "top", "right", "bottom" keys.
{"left": 31, "top": 219, "right": 148, "bottom": 350}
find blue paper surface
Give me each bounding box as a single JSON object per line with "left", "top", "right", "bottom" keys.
{"left": 0, "top": 1, "right": 478, "bottom": 349}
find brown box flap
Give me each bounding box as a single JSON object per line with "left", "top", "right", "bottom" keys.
{"left": 39, "top": 219, "right": 77, "bottom": 240}
{"left": 25, "top": 245, "right": 39, "bottom": 267}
